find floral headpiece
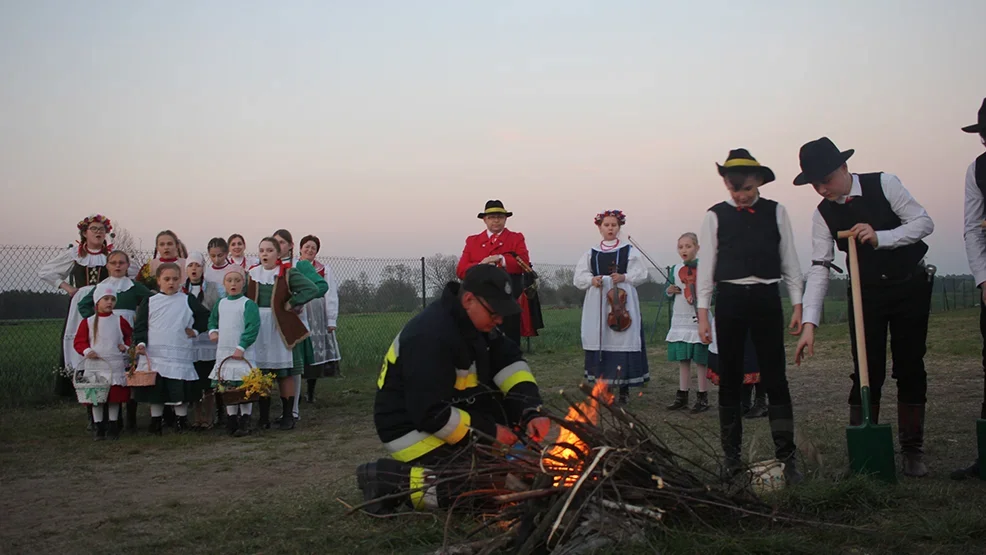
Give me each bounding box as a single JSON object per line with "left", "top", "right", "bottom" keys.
{"left": 77, "top": 214, "right": 114, "bottom": 236}
{"left": 594, "top": 209, "right": 626, "bottom": 226}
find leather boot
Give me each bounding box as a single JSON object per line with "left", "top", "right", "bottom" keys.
{"left": 235, "top": 414, "right": 252, "bottom": 437}
{"left": 93, "top": 420, "right": 106, "bottom": 441}
{"left": 950, "top": 460, "right": 981, "bottom": 481}
{"left": 768, "top": 404, "right": 804, "bottom": 485}
{"left": 741, "top": 384, "right": 754, "bottom": 414}
{"left": 690, "top": 391, "right": 710, "bottom": 413}
{"left": 148, "top": 416, "right": 163, "bottom": 436}
{"left": 618, "top": 386, "right": 630, "bottom": 406}
{"left": 257, "top": 397, "right": 271, "bottom": 429}
{"left": 226, "top": 413, "right": 239, "bottom": 436}
{"left": 278, "top": 397, "right": 296, "bottom": 430}
{"left": 356, "top": 459, "right": 412, "bottom": 515}
{"left": 107, "top": 420, "right": 120, "bottom": 440}
{"left": 898, "top": 403, "right": 928, "bottom": 477}
{"left": 719, "top": 405, "right": 744, "bottom": 479}
{"left": 849, "top": 404, "right": 881, "bottom": 426}
{"left": 306, "top": 379, "right": 317, "bottom": 403}
{"left": 175, "top": 415, "right": 189, "bottom": 433}
{"left": 667, "top": 390, "right": 689, "bottom": 411}
{"left": 126, "top": 400, "right": 138, "bottom": 432}
{"left": 745, "top": 395, "right": 768, "bottom": 419}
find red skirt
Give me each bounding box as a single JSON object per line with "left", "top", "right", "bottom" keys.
{"left": 83, "top": 385, "right": 130, "bottom": 405}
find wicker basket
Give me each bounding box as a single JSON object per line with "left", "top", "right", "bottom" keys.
{"left": 73, "top": 358, "right": 111, "bottom": 405}
{"left": 216, "top": 355, "right": 263, "bottom": 406}
{"left": 126, "top": 353, "right": 159, "bottom": 387}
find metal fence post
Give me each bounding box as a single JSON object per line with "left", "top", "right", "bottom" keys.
{"left": 420, "top": 256, "right": 426, "bottom": 310}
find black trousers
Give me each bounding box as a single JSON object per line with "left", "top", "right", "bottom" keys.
{"left": 846, "top": 270, "right": 932, "bottom": 405}
{"left": 714, "top": 283, "right": 792, "bottom": 407}
{"left": 981, "top": 293, "right": 985, "bottom": 405}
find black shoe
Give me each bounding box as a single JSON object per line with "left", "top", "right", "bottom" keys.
{"left": 278, "top": 397, "right": 296, "bottom": 430}
{"left": 949, "top": 459, "right": 981, "bottom": 481}
{"left": 690, "top": 392, "right": 710, "bottom": 413}
{"left": 257, "top": 397, "right": 271, "bottom": 429}
{"left": 163, "top": 406, "right": 176, "bottom": 428}
{"left": 744, "top": 397, "right": 768, "bottom": 419}
{"left": 767, "top": 404, "right": 803, "bottom": 486}
{"left": 93, "top": 421, "right": 107, "bottom": 441}
{"left": 898, "top": 404, "right": 928, "bottom": 477}
{"left": 719, "top": 405, "right": 744, "bottom": 478}
{"left": 107, "top": 420, "right": 120, "bottom": 440}
{"left": 234, "top": 415, "right": 252, "bottom": 437}
{"left": 667, "top": 390, "right": 689, "bottom": 411}
{"left": 126, "top": 400, "right": 138, "bottom": 432}
{"left": 226, "top": 413, "right": 239, "bottom": 436}
{"left": 306, "top": 379, "right": 317, "bottom": 403}
{"left": 356, "top": 460, "right": 409, "bottom": 515}
{"left": 175, "top": 415, "right": 189, "bottom": 433}
{"left": 149, "top": 416, "right": 163, "bottom": 436}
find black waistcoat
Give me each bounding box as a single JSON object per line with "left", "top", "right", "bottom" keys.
{"left": 976, "top": 153, "right": 986, "bottom": 218}
{"left": 816, "top": 172, "right": 928, "bottom": 284}
{"left": 711, "top": 199, "right": 781, "bottom": 281}
{"left": 589, "top": 245, "right": 631, "bottom": 276}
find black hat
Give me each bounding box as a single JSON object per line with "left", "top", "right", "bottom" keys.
{"left": 477, "top": 200, "right": 513, "bottom": 219}
{"left": 961, "top": 98, "right": 986, "bottom": 134}
{"left": 461, "top": 264, "right": 520, "bottom": 317}
{"left": 716, "top": 149, "right": 775, "bottom": 185}
{"left": 793, "top": 137, "right": 855, "bottom": 186}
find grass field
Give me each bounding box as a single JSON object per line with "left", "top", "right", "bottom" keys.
{"left": 1, "top": 308, "right": 984, "bottom": 554}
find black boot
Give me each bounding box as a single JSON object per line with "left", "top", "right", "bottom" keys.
{"left": 126, "top": 400, "right": 138, "bottom": 432}
{"left": 618, "top": 386, "right": 630, "bottom": 406}
{"left": 306, "top": 379, "right": 317, "bottom": 403}
{"left": 175, "top": 415, "right": 189, "bottom": 434}
{"left": 719, "top": 405, "right": 744, "bottom": 479}
{"left": 767, "top": 404, "right": 804, "bottom": 485}
{"left": 235, "top": 414, "right": 252, "bottom": 437}
{"left": 226, "top": 413, "right": 239, "bottom": 436}
{"left": 87, "top": 405, "right": 95, "bottom": 432}
{"left": 849, "top": 404, "right": 881, "bottom": 426}
{"left": 93, "top": 421, "right": 107, "bottom": 441}
{"left": 690, "top": 391, "right": 710, "bottom": 413}
{"left": 745, "top": 394, "right": 768, "bottom": 419}
{"left": 149, "top": 416, "right": 163, "bottom": 436}
{"left": 278, "top": 397, "right": 295, "bottom": 430}
{"left": 107, "top": 420, "right": 120, "bottom": 440}
{"left": 950, "top": 460, "right": 981, "bottom": 480}
{"left": 356, "top": 459, "right": 412, "bottom": 515}
{"left": 163, "top": 406, "right": 176, "bottom": 429}
{"left": 740, "top": 384, "right": 754, "bottom": 414}
{"left": 899, "top": 403, "right": 928, "bottom": 477}
{"left": 667, "top": 390, "right": 689, "bottom": 411}
{"left": 257, "top": 397, "right": 271, "bottom": 429}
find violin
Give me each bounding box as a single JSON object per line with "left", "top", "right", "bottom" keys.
{"left": 677, "top": 262, "right": 698, "bottom": 307}
{"left": 606, "top": 259, "right": 632, "bottom": 332}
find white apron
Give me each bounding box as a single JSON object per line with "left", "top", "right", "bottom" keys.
{"left": 579, "top": 276, "right": 643, "bottom": 352}
{"left": 209, "top": 297, "right": 257, "bottom": 382}
{"left": 249, "top": 265, "right": 294, "bottom": 370}
{"left": 63, "top": 285, "right": 95, "bottom": 372}
{"left": 135, "top": 294, "right": 199, "bottom": 381}
{"left": 81, "top": 314, "right": 129, "bottom": 386}
{"left": 665, "top": 263, "right": 702, "bottom": 344}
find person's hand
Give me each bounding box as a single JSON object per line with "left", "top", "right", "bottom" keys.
{"left": 117, "top": 344, "right": 128, "bottom": 353}
{"left": 611, "top": 273, "right": 625, "bottom": 284}
{"left": 85, "top": 351, "right": 98, "bottom": 359}
{"left": 666, "top": 285, "right": 681, "bottom": 295}
{"left": 209, "top": 332, "right": 219, "bottom": 343}
{"left": 136, "top": 345, "right": 147, "bottom": 356}
{"left": 481, "top": 255, "right": 500, "bottom": 265}
{"left": 232, "top": 350, "right": 244, "bottom": 360}
{"left": 794, "top": 324, "right": 816, "bottom": 366}
{"left": 788, "top": 304, "right": 804, "bottom": 335}
{"left": 185, "top": 328, "right": 196, "bottom": 338}
{"left": 525, "top": 417, "right": 552, "bottom": 443}
{"left": 61, "top": 284, "right": 78, "bottom": 297}
{"left": 495, "top": 424, "right": 518, "bottom": 446}
{"left": 849, "top": 223, "right": 878, "bottom": 247}
{"left": 591, "top": 276, "right": 603, "bottom": 288}
{"left": 327, "top": 326, "right": 336, "bottom": 333}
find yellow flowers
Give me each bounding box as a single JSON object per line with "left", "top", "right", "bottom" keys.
{"left": 238, "top": 367, "right": 274, "bottom": 398}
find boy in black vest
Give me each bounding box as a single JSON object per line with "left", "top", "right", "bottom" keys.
{"left": 697, "top": 149, "right": 805, "bottom": 485}
{"left": 793, "top": 137, "right": 935, "bottom": 477}
{"left": 953, "top": 98, "right": 986, "bottom": 481}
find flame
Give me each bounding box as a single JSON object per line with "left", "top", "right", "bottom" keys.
{"left": 544, "top": 381, "right": 613, "bottom": 485}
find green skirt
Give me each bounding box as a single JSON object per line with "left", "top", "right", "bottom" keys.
{"left": 292, "top": 338, "right": 315, "bottom": 370}
{"left": 261, "top": 367, "right": 302, "bottom": 379}
{"left": 667, "top": 341, "right": 709, "bottom": 365}
{"left": 132, "top": 376, "right": 205, "bottom": 404}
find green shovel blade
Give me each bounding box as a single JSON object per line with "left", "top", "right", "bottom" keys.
{"left": 846, "top": 388, "right": 897, "bottom": 484}
{"left": 977, "top": 419, "right": 986, "bottom": 481}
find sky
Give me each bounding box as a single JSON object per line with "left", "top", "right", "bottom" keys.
{"left": 1, "top": 0, "right": 984, "bottom": 274}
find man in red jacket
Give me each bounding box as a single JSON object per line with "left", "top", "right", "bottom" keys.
{"left": 456, "top": 200, "right": 543, "bottom": 344}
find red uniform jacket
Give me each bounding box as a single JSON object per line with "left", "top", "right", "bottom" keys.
{"left": 456, "top": 229, "right": 542, "bottom": 337}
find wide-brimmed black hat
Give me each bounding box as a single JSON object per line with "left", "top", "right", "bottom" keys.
{"left": 793, "top": 137, "right": 855, "bottom": 186}
{"left": 461, "top": 264, "right": 520, "bottom": 317}
{"left": 961, "top": 98, "right": 986, "bottom": 134}
{"left": 716, "top": 148, "right": 775, "bottom": 185}
{"left": 477, "top": 199, "right": 513, "bottom": 219}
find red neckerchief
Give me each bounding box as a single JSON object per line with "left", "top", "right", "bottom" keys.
{"left": 735, "top": 206, "right": 755, "bottom": 214}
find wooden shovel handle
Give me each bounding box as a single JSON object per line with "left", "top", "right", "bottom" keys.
{"left": 837, "top": 230, "right": 870, "bottom": 389}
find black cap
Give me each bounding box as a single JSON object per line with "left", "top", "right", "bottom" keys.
{"left": 793, "top": 137, "right": 855, "bottom": 186}
{"left": 461, "top": 264, "right": 520, "bottom": 317}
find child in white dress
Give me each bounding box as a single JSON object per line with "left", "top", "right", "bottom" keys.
{"left": 664, "top": 233, "right": 711, "bottom": 413}
{"left": 209, "top": 265, "right": 261, "bottom": 436}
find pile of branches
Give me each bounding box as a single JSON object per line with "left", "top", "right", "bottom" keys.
{"left": 351, "top": 383, "right": 793, "bottom": 555}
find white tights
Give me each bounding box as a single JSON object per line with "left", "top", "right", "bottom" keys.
{"left": 679, "top": 361, "right": 709, "bottom": 393}
{"left": 92, "top": 404, "right": 121, "bottom": 422}
{"left": 226, "top": 404, "right": 253, "bottom": 416}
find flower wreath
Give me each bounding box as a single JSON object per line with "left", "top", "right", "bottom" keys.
{"left": 594, "top": 209, "right": 626, "bottom": 226}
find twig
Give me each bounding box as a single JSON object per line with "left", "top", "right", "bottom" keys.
{"left": 548, "top": 446, "right": 612, "bottom": 544}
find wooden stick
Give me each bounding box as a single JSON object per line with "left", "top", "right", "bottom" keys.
{"left": 836, "top": 230, "right": 870, "bottom": 393}
{"left": 548, "top": 446, "right": 612, "bottom": 544}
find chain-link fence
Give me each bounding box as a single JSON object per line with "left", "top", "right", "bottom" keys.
{"left": 0, "top": 244, "right": 979, "bottom": 406}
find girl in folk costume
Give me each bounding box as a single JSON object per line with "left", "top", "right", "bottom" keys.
{"left": 39, "top": 214, "right": 114, "bottom": 424}
{"left": 247, "top": 237, "right": 322, "bottom": 430}
{"left": 227, "top": 233, "right": 258, "bottom": 269}
{"left": 136, "top": 230, "right": 186, "bottom": 292}
{"left": 73, "top": 284, "right": 132, "bottom": 440}
{"left": 204, "top": 237, "right": 232, "bottom": 295}
{"left": 131, "top": 263, "right": 211, "bottom": 434}
{"left": 183, "top": 253, "right": 221, "bottom": 429}
{"left": 665, "top": 232, "right": 711, "bottom": 413}
{"left": 208, "top": 265, "right": 261, "bottom": 437}
{"left": 272, "top": 229, "right": 329, "bottom": 423}
{"left": 298, "top": 234, "right": 343, "bottom": 403}
{"left": 77, "top": 250, "right": 153, "bottom": 432}
{"left": 574, "top": 210, "right": 650, "bottom": 405}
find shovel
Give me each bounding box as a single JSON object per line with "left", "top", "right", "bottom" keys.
{"left": 838, "top": 230, "right": 897, "bottom": 484}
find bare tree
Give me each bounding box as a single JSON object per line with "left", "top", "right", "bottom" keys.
{"left": 112, "top": 224, "right": 139, "bottom": 257}
{"left": 425, "top": 253, "right": 459, "bottom": 295}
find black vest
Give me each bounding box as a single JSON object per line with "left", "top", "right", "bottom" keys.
{"left": 589, "top": 245, "right": 631, "bottom": 276}
{"left": 817, "top": 172, "right": 928, "bottom": 285}
{"left": 711, "top": 198, "right": 782, "bottom": 282}
{"left": 977, "top": 153, "right": 986, "bottom": 218}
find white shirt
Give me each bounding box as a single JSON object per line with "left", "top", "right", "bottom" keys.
{"left": 696, "top": 196, "right": 803, "bottom": 310}
{"left": 963, "top": 160, "right": 986, "bottom": 287}
{"left": 802, "top": 172, "right": 935, "bottom": 326}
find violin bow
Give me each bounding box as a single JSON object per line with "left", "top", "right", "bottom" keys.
{"left": 626, "top": 235, "right": 671, "bottom": 283}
